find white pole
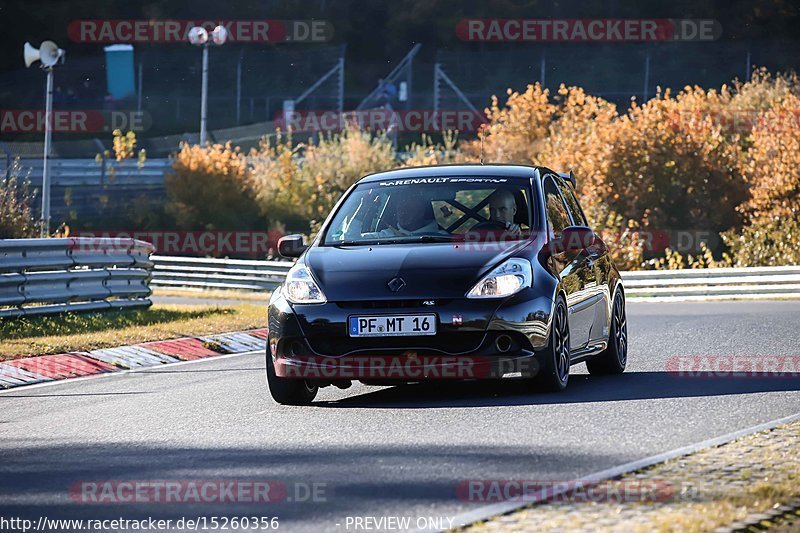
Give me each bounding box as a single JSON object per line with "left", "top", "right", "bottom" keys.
{"left": 200, "top": 44, "right": 209, "bottom": 145}
{"left": 337, "top": 56, "right": 344, "bottom": 114}
{"left": 137, "top": 62, "right": 143, "bottom": 113}
{"left": 41, "top": 67, "right": 54, "bottom": 237}
{"left": 433, "top": 64, "right": 440, "bottom": 116}
{"left": 745, "top": 50, "right": 751, "bottom": 80}
{"left": 236, "top": 52, "right": 242, "bottom": 125}
{"left": 540, "top": 50, "right": 546, "bottom": 86}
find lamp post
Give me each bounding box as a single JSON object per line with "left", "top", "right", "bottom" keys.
{"left": 188, "top": 26, "right": 227, "bottom": 145}
{"left": 24, "top": 40, "right": 65, "bottom": 237}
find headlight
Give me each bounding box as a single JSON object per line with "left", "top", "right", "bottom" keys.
{"left": 467, "top": 258, "right": 532, "bottom": 299}
{"left": 283, "top": 263, "right": 327, "bottom": 304}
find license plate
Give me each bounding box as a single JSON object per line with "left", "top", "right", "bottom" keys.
{"left": 349, "top": 314, "right": 437, "bottom": 337}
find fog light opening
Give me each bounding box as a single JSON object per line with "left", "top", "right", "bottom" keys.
{"left": 289, "top": 341, "right": 304, "bottom": 357}
{"left": 495, "top": 334, "right": 513, "bottom": 353}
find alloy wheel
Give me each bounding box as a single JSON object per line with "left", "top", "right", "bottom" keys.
{"left": 613, "top": 294, "right": 627, "bottom": 366}
{"left": 553, "top": 303, "right": 570, "bottom": 382}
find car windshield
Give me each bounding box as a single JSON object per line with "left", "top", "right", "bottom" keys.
{"left": 323, "top": 177, "right": 532, "bottom": 245}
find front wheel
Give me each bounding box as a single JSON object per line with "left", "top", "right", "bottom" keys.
{"left": 532, "top": 296, "right": 570, "bottom": 392}
{"left": 587, "top": 290, "right": 627, "bottom": 375}
{"left": 266, "top": 353, "right": 318, "bottom": 405}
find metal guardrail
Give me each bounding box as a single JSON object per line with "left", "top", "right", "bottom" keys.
{"left": 1, "top": 158, "right": 171, "bottom": 224}
{"left": 150, "top": 255, "right": 292, "bottom": 292}
{"left": 0, "top": 238, "right": 155, "bottom": 318}
{"left": 149, "top": 256, "right": 800, "bottom": 300}
{"left": 622, "top": 265, "right": 800, "bottom": 299}
{"left": 2, "top": 158, "right": 171, "bottom": 187}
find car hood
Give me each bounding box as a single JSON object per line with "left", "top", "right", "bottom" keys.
{"left": 304, "top": 240, "right": 530, "bottom": 301}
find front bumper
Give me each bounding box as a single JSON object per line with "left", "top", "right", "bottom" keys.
{"left": 275, "top": 352, "right": 540, "bottom": 381}
{"left": 267, "top": 288, "right": 554, "bottom": 381}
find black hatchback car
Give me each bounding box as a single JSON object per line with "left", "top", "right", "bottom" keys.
{"left": 267, "top": 165, "right": 627, "bottom": 404}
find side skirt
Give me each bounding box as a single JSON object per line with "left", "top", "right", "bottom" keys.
{"left": 569, "top": 341, "right": 607, "bottom": 365}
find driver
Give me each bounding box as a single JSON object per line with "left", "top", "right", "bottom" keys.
{"left": 487, "top": 189, "right": 521, "bottom": 233}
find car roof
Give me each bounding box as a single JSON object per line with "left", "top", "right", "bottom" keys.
{"left": 357, "top": 164, "right": 548, "bottom": 184}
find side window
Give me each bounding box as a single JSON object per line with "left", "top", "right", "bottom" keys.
{"left": 543, "top": 177, "right": 572, "bottom": 235}
{"left": 557, "top": 180, "right": 588, "bottom": 226}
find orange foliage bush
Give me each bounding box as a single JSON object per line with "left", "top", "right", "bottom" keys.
{"left": 599, "top": 87, "right": 747, "bottom": 234}
{"left": 402, "top": 131, "right": 465, "bottom": 167}
{"left": 738, "top": 93, "right": 800, "bottom": 222}
{"left": 720, "top": 89, "right": 800, "bottom": 266}
{"left": 469, "top": 71, "right": 800, "bottom": 269}
{"left": 473, "top": 83, "right": 555, "bottom": 164}
{"left": 166, "top": 142, "right": 261, "bottom": 230}
{"left": 250, "top": 125, "right": 396, "bottom": 231}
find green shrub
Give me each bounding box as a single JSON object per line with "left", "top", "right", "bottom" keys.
{"left": 0, "top": 160, "right": 39, "bottom": 238}
{"left": 722, "top": 218, "right": 800, "bottom": 267}
{"left": 249, "top": 125, "right": 396, "bottom": 231}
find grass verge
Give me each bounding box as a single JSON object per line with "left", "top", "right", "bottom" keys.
{"left": 151, "top": 287, "right": 271, "bottom": 302}
{"left": 0, "top": 303, "right": 264, "bottom": 362}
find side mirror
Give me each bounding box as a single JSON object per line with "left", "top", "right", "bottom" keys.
{"left": 278, "top": 234, "right": 307, "bottom": 258}
{"left": 545, "top": 226, "right": 597, "bottom": 255}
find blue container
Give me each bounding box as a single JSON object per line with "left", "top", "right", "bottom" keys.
{"left": 104, "top": 44, "right": 135, "bottom": 100}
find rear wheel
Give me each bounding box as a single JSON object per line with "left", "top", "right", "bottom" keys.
{"left": 266, "top": 353, "right": 318, "bottom": 405}
{"left": 587, "top": 290, "right": 627, "bottom": 375}
{"left": 533, "top": 296, "right": 570, "bottom": 392}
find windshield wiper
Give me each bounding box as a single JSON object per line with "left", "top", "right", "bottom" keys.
{"left": 333, "top": 239, "right": 388, "bottom": 246}
{"left": 390, "top": 235, "right": 455, "bottom": 244}
{"left": 331, "top": 235, "right": 455, "bottom": 246}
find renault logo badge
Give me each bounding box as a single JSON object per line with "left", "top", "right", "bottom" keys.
{"left": 387, "top": 277, "right": 406, "bottom": 292}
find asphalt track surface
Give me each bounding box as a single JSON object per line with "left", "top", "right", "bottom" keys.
{"left": 1, "top": 300, "right": 799, "bottom": 532}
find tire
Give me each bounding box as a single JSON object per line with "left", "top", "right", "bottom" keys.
{"left": 587, "top": 290, "right": 628, "bottom": 375}
{"left": 533, "top": 296, "right": 570, "bottom": 392}
{"left": 266, "top": 353, "right": 318, "bottom": 405}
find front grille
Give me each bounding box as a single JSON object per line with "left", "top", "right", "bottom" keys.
{"left": 306, "top": 331, "right": 486, "bottom": 357}
{"left": 336, "top": 299, "right": 452, "bottom": 309}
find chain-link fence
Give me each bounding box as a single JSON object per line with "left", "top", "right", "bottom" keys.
{"left": 433, "top": 40, "right": 800, "bottom": 112}
{"left": 1, "top": 44, "right": 346, "bottom": 137}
